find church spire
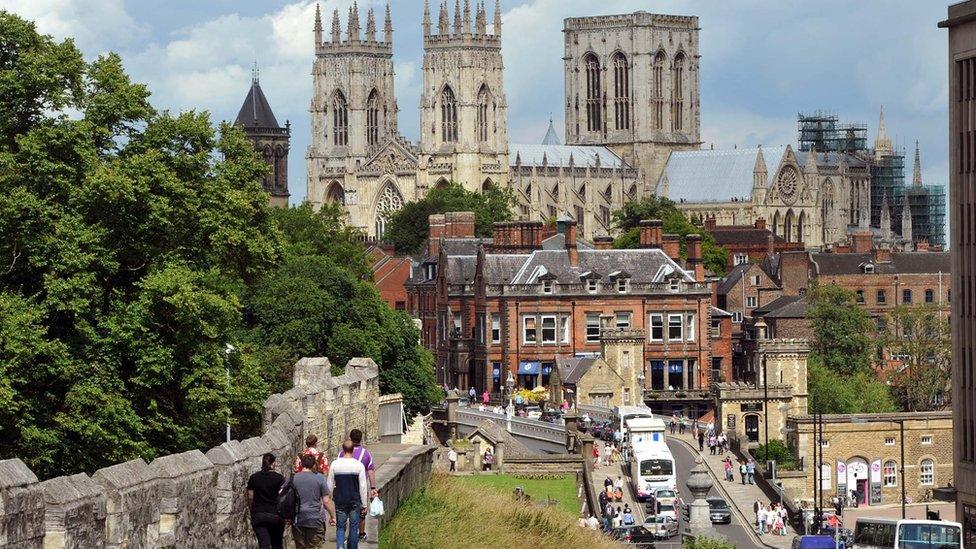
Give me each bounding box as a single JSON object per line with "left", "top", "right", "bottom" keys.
{"left": 439, "top": 1, "right": 449, "bottom": 35}
{"left": 453, "top": 0, "right": 462, "bottom": 35}
{"left": 542, "top": 116, "right": 560, "bottom": 145}
{"left": 384, "top": 3, "right": 393, "bottom": 44}
{"left": 913, "top": 139, "right": 922, "bottom": 186}
{"left": 348, "top": 2, "right": 360, "bottom": 42}
{"left": 463, "top": 0, "right": 471, "bottom": 33}
{"left": 331, "top": 9, "right": 341, "bottom": 42}
{"left": 880, "top": 191, "right": 892, "bottom": 241}
{"left": 314, "top": 3, "right": 322, "bottom": 46}
{"left": 874, "top": 104, "right": 892, "bottom": 160}
{"left": 366, "top": 7, "right": 376, "bottom": 42}
{"left": 902, "top": 192, "right": 913, "bottom": 243}
{"left": 475, "top": 1, "right": 486, "bottom": 35}
{"left": 423, "top": 0, "right": 431, "bottom": 36}
{"left": 494, "top": 0, "right": 502, "bottom": 37}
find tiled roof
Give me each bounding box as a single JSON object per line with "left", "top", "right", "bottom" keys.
{"left": 556, "top": 356, "right": 597, "bottom": 385}
{"left": 811, "top": 252, "right": 950, "bottom": 276}
{"left": 235, "top": 80, "right": 280, "bottom": 129}
{"left": 509, "top": 249, "right": 693, "bottom": 285}
{"left": 661, "top": 146, "right": 786, "bottom": 203}
{"left": 715, "top": 263, "right": 752, "bottom": 295}
{"left": 710, "top": 226, "right": 784, "bottom": 246}
{"left": 510, "top": 143, "right": 628, "bottom": 169}
{"left": 467, "top": 420, "right": 534, "bottom": 457}
{"left": 753, "top": 295, "right": 808, "bottom": 318}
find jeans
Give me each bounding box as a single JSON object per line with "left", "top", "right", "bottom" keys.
{"left": 336, "top": 505, "right": 361, "bottom": 549}
{"left": 251, "top": 512, "right": 284, "bottom": 549}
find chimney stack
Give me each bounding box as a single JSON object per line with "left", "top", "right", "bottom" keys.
{"left": 704, "top": 215, "right": 717, "bottom": 231}
{"left": 594, "top": 236, "right": 614, "bottom": 250}
{"left": 564, "top": 220, "right": 578, "bottom": 266}
{"left": 686, "top": 234, "right": 704, "bottom": 281}
{"left": 662, "top": 234, "right": 681, "bottom": 262}
{"left": 444, "top": 211, "right": 475, "bottom": 238}
{"left": 755, "top": 217, "right": 766, "bottom": 230}
{"left": 851, "top": 229, "right": 874, "bottom": 254}
{"left": 428, "top": 213, "right": 446, "bottom": 257}
{"left": 639, "top": 220, "right": 663, "bottom": 249}
{"left": 873, "top": 246, "right": 893, "bottom": 263}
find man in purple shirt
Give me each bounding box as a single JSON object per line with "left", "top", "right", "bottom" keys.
{"left": 343, "top": 429, "right": 377, "bottom": 541}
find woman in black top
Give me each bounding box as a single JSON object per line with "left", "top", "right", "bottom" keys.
{"left": 247, "top": 453, "right": 285, "bottom": 549}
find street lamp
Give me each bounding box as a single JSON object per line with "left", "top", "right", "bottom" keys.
{"left": 852, "top": 417, "right": 906, "bottom": 519}
{"left": 754, "top": 318, "right": 770, "bottom": 466}
{"left": 505, "top": 370, "right": 515, "bottom": 417}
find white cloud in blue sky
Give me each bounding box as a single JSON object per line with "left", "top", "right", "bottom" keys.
{"left": 2, "top": 0, "right": 952, "bottom": 204}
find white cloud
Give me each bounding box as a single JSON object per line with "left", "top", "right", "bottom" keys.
{"left": 0, "top": 0, "right": 148, "bottom": 54}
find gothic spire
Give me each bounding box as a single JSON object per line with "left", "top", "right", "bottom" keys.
{"left": 384, "top": 3, "right": 393, "bottom": 43}
{"left": 754, "top": 145, "right": 767, "bottom": 174}
{"left": 453, "top": 0, "right": 462, "bottom": 35}
{"left": 494, "top": 0, "right": 502, "bottom": 37}
{"left": 475, "top": 1, "right": 486, "bottom": 35}
{"left": 874, "top": 104, "right": 892, "bottom": 160}
{"left": 439, "top": 1, "right": 449, "bottom": 35}
{"left": 881, "top": 191, "right": 892, "bottom": 240}
{"left": 463, "top": 0, "right": 471, "bottom": 33}
{"left": 314, "top": 3, "right": 322, "bottom": 46}
{"left": 331, "top": 9, "right": 341, "bottom": 42}
{"left": 348, "top": 2, "right": 361, "bottom": 42}
{"left": 366, "top": 7, "right": 376, "bottom": 42}
{"left": 902, "top": 192, "right": 913, "bottom": 243}
{"left": 913, "top": 139, "right": 922, "bottom": 186}
{"left": 423, "top": 0, "right": 431, "bottom": 36}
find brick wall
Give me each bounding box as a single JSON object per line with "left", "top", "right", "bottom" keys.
{"left": 0, "top": 357, "right": 382, "bottom": 549}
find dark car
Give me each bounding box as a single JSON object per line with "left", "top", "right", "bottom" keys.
{"left": 610, "top": 525, "right": 657, "bottom": 548}
{"left": 706, "top": 497, "right": 732, "bottom": 524}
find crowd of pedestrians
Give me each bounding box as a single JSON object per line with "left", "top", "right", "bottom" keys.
{"left": 755, "top": 500, "right": 789, "bottom": 536}
{"left": 245, "top": 429, "right": 380, "bottom": 549}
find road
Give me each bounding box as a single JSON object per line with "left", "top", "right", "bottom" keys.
{"left": 668, "top": 438, "right": 759, "bottom": 548}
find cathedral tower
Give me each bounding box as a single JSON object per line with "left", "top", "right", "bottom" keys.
{"left": 563, "top": 12, "right": 701, "bottom": 184}
{"left": 307, "top": 2, "right": 398, "bottom": 208}
{"left": 236, "top": 66, "right": 290, "bottom": 207}
{"left": 419, "top": 0, "right": 509, "bottom": 191}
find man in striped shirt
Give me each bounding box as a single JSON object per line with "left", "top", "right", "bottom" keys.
{"left": 341, "top": 429, "right": 377, "bottom": 541}
{"left": 328, "top": 440, "right": 368, "bottom": 549}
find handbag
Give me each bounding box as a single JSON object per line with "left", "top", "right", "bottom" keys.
{"left": 369, "top": 496, "right": 385, "bottom": 517}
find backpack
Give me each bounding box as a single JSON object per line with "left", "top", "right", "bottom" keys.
{"left": 277, "top": 478, "right": 301, "bottom": 521}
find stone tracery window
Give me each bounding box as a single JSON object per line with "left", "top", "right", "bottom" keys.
{"left": 477, "top": 85, "right": 491, "bottom": 142}
{"left": 653, "top": 51, "right": 666, "bottom": 130}
{"left": 777, "top": 165, "right": 799, "bottom": 203}
{"left": 441, "top": 86, "right": 458, "bottom": 143}
{"left": 612, "top": 52, "right": 630, "bottom": 131}
{"left": 366, "top": 89, "right": 380, "bottom": 146}
{"left": 333, "top": 90, "right": 348, "bottom": 146}
{"left": 583, "top": 53, "right": 601, "bottom": 133}
{"left": 671, "top": 53, "right": 685, "bottom": 132}
{"left": 375, "top": 183, "right": 404, "bottom": 237}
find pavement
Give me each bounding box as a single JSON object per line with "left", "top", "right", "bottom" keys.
{"left": 668, "top": 430, "right": 797, "bottom": 549}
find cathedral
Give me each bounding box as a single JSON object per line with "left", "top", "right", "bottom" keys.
{"left": 304, "top": 2, "right": 700, "bottom": 240}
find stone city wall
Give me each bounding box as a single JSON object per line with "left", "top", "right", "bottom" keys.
{"left": 0, "top": 357, "right": 379, "bottom": 549}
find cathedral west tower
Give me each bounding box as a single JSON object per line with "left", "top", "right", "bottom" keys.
{"left": 563, "top": 12, "right": 701, "bottom": 184}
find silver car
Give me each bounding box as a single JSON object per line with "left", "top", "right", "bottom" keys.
{"left": 643, "top": 514, "right": 679, "bottom": 539}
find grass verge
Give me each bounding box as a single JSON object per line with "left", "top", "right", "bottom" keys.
{"left": 379, "top": 474, "right": 622, "bottom": 549}
{"left": 455, "top": 473, "right": 580, "bottom": 516}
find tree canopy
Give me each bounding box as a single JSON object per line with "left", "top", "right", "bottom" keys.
{"left": 611, "top": 196, "right": 729, "bottom": 276}
{"left": 0, "top": 13, "right": 439, "bottom": 477}
{"left": 805, "top": 283, "right": 896, "bottom": 414}
{"left": 382, "top": 182, "right": 516, "bottom": 254}
{"left": 879, "top": 305, "right": 951, "bottom": 412}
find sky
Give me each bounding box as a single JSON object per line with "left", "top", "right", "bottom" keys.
{"left": 2, "top": 0, "right": 953, "bottom": 205}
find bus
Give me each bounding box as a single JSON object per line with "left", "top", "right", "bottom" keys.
{"left": 625, "top": 417, "right": 667, "bottom": 454}
{"left": 613, "top": 405, "right": 655, "bottom": 440}
{"left": 630, "top": 445, "right": 676, "bottom": 501}
{"left": 852, "top": 518, "right": 963, "bottom": 549}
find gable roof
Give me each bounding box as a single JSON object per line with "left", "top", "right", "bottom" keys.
{"left": 811, "top": 252, "right": 950, "bottom": 276}
{"left": 709, "top": 226, "right": 786, "bottom": 246}
{"left": 510, "top": 143, "right": 629, "bottom": 169}
{"left": 508, "top": 249, "right": 693, "bottom": 285}
{"left": 467, "top": 420, "right": 534, "bottom": 457}
{"left": 235, "top": 80, "right": 280, "bottom": 129}
{"left": 753, "top": 295, "right": 808, "bottom": 319}
{"left": 715, "top": 263, "right": 752, "bottom": 295}
{"left": 555, "top": 356, "right": 598, "bottom": 385}
{"left": 661, "top": 146, "right": 787, "bottom": 203}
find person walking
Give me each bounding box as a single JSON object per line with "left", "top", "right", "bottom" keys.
{"left": 723, "top": 457, "right": 733, "bottom": 482}
{"left": 698, "top": 430, "right": 705, "bottom": 452}
{"left": 294, "top": 435, "right": 329, "bottom": 474}
{"left": 708, "top": 434, "right": 717, "bottom": 455}
{"left": 740, "top": 461, "right": 748, "bottom": 484}
{"left": 329, "top": 440, "right": 369, "bottom": 549}
{"left": 483, "top": 448, "right": 494, "bottom": 471}
{"left": 292, "top": 454, "right": 336, "bottom": 549}
{"left": 339, "top": 429, "right": 377, "bottom": 541}
{"left": 756, "top": 504, "right": 767, "bottom": 536}
{"left": 482, "top": 390, "right": 490, "bottom": 407}
{"left": 447, "top": 446, "right": 457, "bottom": 472}
{"left": 612, "top": 508, "right": 622, "bottom": 529}
{"left": 592, "top": 444, "right": 600, "bottom": 468}
{"left": 622, "top": 506, "right": 635, "bottom": 526}
{"left": 247, "top": 453, "right": 285, "bottom": 549}
{"left": 778, "top": 504, "right": 789, "bottom": 535}
{"left": 679, "top": 418, "right": 686, "bottom": 435}
{"left": 586, "top": 514, "right": 600, "bottom": 530}
{"left": 765, "top": 504, "right": 776, "bottom": 535}
{"left": 468, "top": 386, "right": 476, "bottom": 403}
{"left": 747, "top": 459, "right": 756, "bottom": 484}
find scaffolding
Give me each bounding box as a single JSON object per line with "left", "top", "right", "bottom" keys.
{"left": 797, "top": 111, "right": 868, "bottom": 154}
{"left": 903, "top": 184, "right": 947, "bottom": 247}
{"left": 870, "top": 152, "right": 906, "bottom": 228}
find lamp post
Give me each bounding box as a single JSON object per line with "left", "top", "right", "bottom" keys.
{"left": 505, "top": 370, "right": 515, "bottom": 417}
{"left": 754, "top": 318, "right": 770, "bottom": 466}
{"left": 852, "top": 417, "right": 906, "bottom": 519}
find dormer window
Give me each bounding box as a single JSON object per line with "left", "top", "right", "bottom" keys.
{"left": 542, "top": 280, "right": 554, "bottom": 294}
{"left": 580, "top": 271, "right": 601, "bottom": 294}
{"left": 617, "top": 278, "right": 629, "bottom": 293}
{"left": 862, "top": 263, "right": 875, "bottom": 274}
{"left": 668, "top": 278, "right": 680, "bottom": 292}
{"left": 587, "top": 279, "right": 598, "bottom": 293}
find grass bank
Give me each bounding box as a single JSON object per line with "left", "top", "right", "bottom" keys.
{"left": 380, "top": 474, "right": 621, "bottom": 549}
{"left": 456, "top": 474, "right": 580, "bottom": 516}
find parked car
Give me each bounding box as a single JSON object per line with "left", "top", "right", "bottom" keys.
{"left": 656, "top": 502, "right": 678, "bottom": 522}
{"left": 610, "top": 525, "right": 657, "bottom": 548}
{"left": 706, "top": 497, "right": 732, "bottom": 524}
{"left": 643, "top": 514, "right": 679, "bottom": 539}
{"left": 654, "top": 488, "right": 678, "bottom": 507}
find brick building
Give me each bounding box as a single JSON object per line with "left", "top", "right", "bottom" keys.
{"left": 716, "top": 262, "right": 783, "bottom": 326}
{"left": 704, "top": 216, "right": 803, "bottom": 269}
{"left": 408, "top": 215, "right": 732, "bottom": 418}
{"left": 367, "top": 244, "right": 412, "bottom": 311}
{"left": 784, "top": 412, "right": 954, "bottom": 509}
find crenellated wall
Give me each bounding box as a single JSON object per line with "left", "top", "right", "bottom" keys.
{"left": 0, "top": 356, "right": 385, "bottom": 549}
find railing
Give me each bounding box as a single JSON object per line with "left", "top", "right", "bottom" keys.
{"left": 644, "top": 389, "right": 712, "bottom": 401}
{"left": 454, "top": 408, "right": 567, "bottom": 445}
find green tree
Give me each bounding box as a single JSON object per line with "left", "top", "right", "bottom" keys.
{"left": 879, "top": 306, "right": 951, "bottom": 412}
{"left": 382, "top": 182, "right": 516, "bottom": 254}
{"left": 807, "top": 356, "right": 897, "bottom": 414}
{"left": 0, "top": 14, "right": 281, "bottom": 477}
{"left": 806, "top": 283, "right": 875, "bottom": 376}
{"left": 683, "top": 536, "right": 736, "bottom": 549}
{"left": 610, "top": 196, "right": 729, "bottom": 276}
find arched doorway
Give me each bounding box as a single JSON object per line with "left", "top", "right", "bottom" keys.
{"left": 434, "top": 178, "right": 450, "bottom": 190}
{"left": 797, "top": 211, "right": 805, "bottom": 244}
{"left": 846, "top": 457, "right": 870, "bottom": 505}
{"left": 325, "top": 181, "right": 344, "bottom": 205}
{"left": 784, "top": 209, "right": 795, "bottom": 242}
{"left": 744, "top": 414, "right": 760, "bottom": 443}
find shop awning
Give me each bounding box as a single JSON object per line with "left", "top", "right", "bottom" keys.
{"left": 518, "top": 361, "right": 540, "bottom": 375}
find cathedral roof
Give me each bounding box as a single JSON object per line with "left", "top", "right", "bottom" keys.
{"left": 661, "top": 146, "right": 787, "bottom": 203}
{"left": 509, "top": 143, "right": 627, "bottom": 169}
{"left": 235, "top": 79, "right": 281, "bottom": 129}
{"left": 541, "top": 118, "right": 561, "bottom": 145}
